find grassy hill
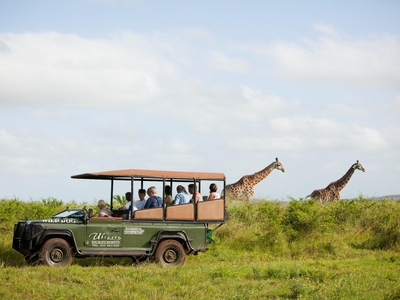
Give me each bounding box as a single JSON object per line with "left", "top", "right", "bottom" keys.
{"left": 1, "top": 197, "right": 399, "bottom": 299}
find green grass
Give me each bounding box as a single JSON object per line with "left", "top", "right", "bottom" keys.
{"left": 1, "top": 197, "right": 399, "bottom": 299}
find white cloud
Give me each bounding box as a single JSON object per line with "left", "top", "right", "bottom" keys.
{"left": 328, "top": 104, "right": 370, "bottom": 117}
{"left": 209, "top": 51, "right": 251, "bottom": 73}
{"left": 312, "top": 23, "right": 339, "bottom": 37}
{"left": 266, "top": 28, "right": 400, "bottom": 89}
{"left": 0, "top": 32, "right": 176, "bottom": 107}
{"left": 268, "top": 117, "right": 388, "bottom": 153}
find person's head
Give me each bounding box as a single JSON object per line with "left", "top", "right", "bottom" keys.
{"left": 209, "top": 183, "right": 218, "bottom": 193}
{"left": 98, "top": 199, "right": 106, "bottom": 209}
{"left": 188, "top": 183, "right": 197, "bottom": 194}
{"left": 138, "top": 189, "right": 146, "bottom": 200}
{"left": 176, "top": 185, "right": 185, "bottom": 193}
{"left": 125, "top": 192, "right": 132, "bottom": 202}
{"left": 147, "top": 186, "right": 157, "bottom": 197}
{"left": 165, "top": 185, "right": 172, "bottom": 195}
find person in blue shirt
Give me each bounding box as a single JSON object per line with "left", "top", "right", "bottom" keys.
{"left": 173, "top": 185, "right": 191, "bottom": 205}
{"left": 135, "top": 188, "right": 147, "bottom": 210}
{"left": 144, "top": 186, "right": 163, "bottom": 209}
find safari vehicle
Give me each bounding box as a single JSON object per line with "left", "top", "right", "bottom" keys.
{"left": 12, "top": 169, "right": 227, "bottom": 267}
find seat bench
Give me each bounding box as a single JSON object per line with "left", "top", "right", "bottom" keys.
{"left": 197, "top": 199, "right": 225, "bottom": 221}
{"left": 166, "top": 204, "right": 194, "bottom": 221}
{"left": 133, "top": 207, "right": 163, "bottom": 220}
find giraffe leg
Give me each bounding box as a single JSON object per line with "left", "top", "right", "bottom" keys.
{"left": 244, "top": 189, "right": 254, "bottom": 203}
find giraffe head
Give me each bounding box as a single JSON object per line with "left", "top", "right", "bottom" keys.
{"left": 352, "top": 160, "right": 365, "bottom": 172}
{"left": 274, "top": 157, "right": 285, "bottom": 172}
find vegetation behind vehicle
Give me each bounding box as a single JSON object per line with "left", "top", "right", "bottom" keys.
{"left": 1, "top": 197, "right": 400, "bottom": 298}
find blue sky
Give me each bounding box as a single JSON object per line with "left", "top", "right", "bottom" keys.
{"left": 0, "top": 0, "right": 399, "bottom": 203}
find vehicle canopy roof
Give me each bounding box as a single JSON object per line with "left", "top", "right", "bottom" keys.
{"left": 71, "top": 169, "right": 226, "bottom": 181}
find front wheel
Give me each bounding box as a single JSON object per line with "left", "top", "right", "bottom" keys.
{"left": 39, "top": 238, "right": 73, "bottom": 267}
{"left": 155, "top": 240, "right": 186, "bottom": 266}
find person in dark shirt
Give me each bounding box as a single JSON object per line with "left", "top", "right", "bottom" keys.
{"left": 144, "top": 186, "right": 163, "bottom": 209}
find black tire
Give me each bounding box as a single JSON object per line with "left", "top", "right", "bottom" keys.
{"left": 155, "top": 240, "right": 186, "bottom": 267}
{"left": 39, "top": 238, "right": 73, "bottom": 267}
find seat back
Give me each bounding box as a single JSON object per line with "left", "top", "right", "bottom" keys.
{"left": 166, "top": 204, "right": 194, "bottom": 221}
{"left": 133, "top": 207, "right": 163, "bottom": 220}
{"left": 197, "top": 199, "right": 225, "bottom": 221}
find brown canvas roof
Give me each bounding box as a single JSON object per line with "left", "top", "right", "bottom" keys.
{"left": 71, "top": 168, "right": 225, "bottom": 181}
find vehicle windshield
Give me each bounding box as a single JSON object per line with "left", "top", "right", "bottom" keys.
{"left": 52, "top": 209, "right": 85, "bottom": 218}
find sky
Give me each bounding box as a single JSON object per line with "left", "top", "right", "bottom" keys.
{"left": 0, "top": 0, "right": 399, "bottom": 203}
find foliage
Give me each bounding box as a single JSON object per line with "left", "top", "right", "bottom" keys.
{"left": 0, "top": 196, "right": 399, "bottom": 299}
{"left": 218, "top": 197, "right": 400, "bottom": 258}
{"left": 113, "top": 194, "right": 126, "bottom": 207}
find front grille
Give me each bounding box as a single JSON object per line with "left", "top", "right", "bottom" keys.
{"left": 14, "top": 223, "right": 44, "bottom": 240}
{"left": 14, "top": 222, "right": 25, "bottom": 239}
{"left": 22, "top": 225, "right": 32, "bottom": 239}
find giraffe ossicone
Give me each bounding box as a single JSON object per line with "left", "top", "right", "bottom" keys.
{"left": 223, "top": 157, "right": 285, "bottom": 203}
{"left": 305, "top": 160, "right": 365, "bottom": 204}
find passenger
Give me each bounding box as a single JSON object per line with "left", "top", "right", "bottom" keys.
{"left": 122, "top": 192, "right": 137, "bottom": 211}
{"left": 207, "top": 183, "right": 220, "bottom": 201}
{"left": 164, "top": 185, "right": 173, "bottom": 207}
{"left": 173, "top": 185, "right": 191, "bottom": 205}
{"left": 97, "top": 199, "right": 113, "bottom": 217}
{"left": 188, "top": 183, "right": 202, "bottom": 203}
{"left": 144, "top": 186, "right": 163, "bottom": 209}
{"left": 135, "top": 188, "right": 147, "bottom": 210}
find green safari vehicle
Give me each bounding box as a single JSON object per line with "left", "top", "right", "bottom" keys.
{"left": 12, "top": 168, "right": 227, "bottom": 267}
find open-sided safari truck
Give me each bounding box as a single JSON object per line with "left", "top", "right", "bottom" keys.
{"left": 12, "top": 168, "right": 227, "bottom": 267}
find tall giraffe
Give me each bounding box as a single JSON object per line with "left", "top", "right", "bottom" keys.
{"left": 223, "top": 157, "right": 285, "bottom": 202}
{"left": 305, "top": 160, "right": 365, "bottom": 203}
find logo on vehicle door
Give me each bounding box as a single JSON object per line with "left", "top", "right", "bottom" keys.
{"left": 88, "top": 232, "right": 121, "bottom": 247}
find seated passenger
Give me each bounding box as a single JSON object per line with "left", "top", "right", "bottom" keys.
{"left": 97, "top": 199, "right": 113, "bottom": 217}
{"left": 207, "top": 183, "right": 220, "bottom": 201}
{"left": 144, "top": 186, "right": 163, "bottom": 209}
{"left": 135, "top": 188, "right": 147, "bottom": 210}
{"left": 121, "top": 192, "right": 137, "bottom": 211}
{"left": 173, "top": 185, "right": 191, "bottom": 205}
{"left": 188, "top": 183, "right": 202, "bottom": 203}
{"left": 164, "top": 185, "right": 173, "bottom": 207}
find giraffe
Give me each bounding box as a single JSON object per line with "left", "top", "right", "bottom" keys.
{"left": 305, "top": 160, "right": 365, "bottom": 204}
{"left": 223, "top": 157, "right": 285, "bottom": 203}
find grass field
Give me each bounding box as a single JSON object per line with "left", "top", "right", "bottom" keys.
{"left": 1, "top": 197, "right": 399, "bottom": 299}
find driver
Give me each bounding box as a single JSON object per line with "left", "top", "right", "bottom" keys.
{"left": 97, "top": 199, "right": 113, "bottom": 217}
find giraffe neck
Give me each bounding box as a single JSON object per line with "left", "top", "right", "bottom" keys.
{"left": 249, "top": 161, "right": 275, "bottom": 185}
{"left": 332, "top": 165, "right": 356, "bottom": 192}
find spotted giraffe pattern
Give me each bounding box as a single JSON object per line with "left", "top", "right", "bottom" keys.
{"left": 305, "top": 160, "right": 365, "bottom": 204}
{"left": 223, "top": 158, "right": 285, "bottom": 202}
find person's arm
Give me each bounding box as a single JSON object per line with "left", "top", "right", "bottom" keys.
{"left": 173, "top": 194, "right": 180, "bottom": 205}
{"left": 144, "top": 198, "right": 151, "bottom": 209}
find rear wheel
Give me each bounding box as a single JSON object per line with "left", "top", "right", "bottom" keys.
{"left": 39, "top": 238, "right": 73, "bottom": 267}
{"left": 155, "top": 240, "right": 186, "bottom": 266}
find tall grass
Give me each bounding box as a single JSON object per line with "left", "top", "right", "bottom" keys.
{"left": 218, "top": 198, "right": 400, "bottom": 257}
{"left": 1, "top": 196, "right": 399, "bottom": 299}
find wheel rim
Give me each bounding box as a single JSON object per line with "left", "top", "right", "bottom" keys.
{"left": 163, "top": 248, "right": 178, "bottom": 264}
{"left": 49, "top": 247, "right": 65, "bottom": 264}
